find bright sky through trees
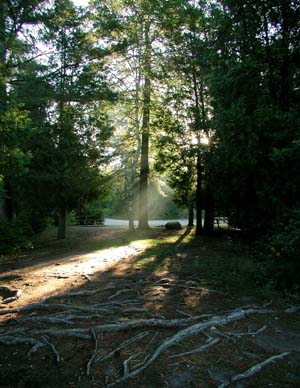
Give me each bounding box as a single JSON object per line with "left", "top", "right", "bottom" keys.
{"left": 72, "top": 0, "right": 88, "bottom": 6}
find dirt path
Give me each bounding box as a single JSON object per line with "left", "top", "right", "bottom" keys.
{"left": 0, "top": 227, "right": 148, "bottom": 310}
{"left": 0, "top": 227, "right": 299, "bottom": 387}
{"left": 0, "top": 245, "right": 138, "bottom": 311}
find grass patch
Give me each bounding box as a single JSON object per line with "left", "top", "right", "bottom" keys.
{"left": 132, "top": 229, "right": 196, "bottom": 272}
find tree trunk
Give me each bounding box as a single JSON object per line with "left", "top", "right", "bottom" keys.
{"left": 128, "top": 55, "right": 142, "bottom": 232}
{"left": 191, "top": 57, "right": 203, "bottom": 235}
{"left": 0, "top": 4, "right": 11, "bottom": 222}
{"left": 128, "top": 160, "right": 137, "bottom": 232}
{"left": 128, "top": 195, "right": 135, "bottom": 232}
{"left": 262, "top": 10, "right": 276, "bottom": 102}
{"left": 138, "top": 19, "right": 151, "bottom": 230}
{"left": 57, "top": 207, "right": 66, "bottom": 239}
{"left": 204, "top": 185, "right": 214, "bottom": 234}
{"left": 2, "top": 181, "right": 16, "bottom": 221}
{"left": 195, "top": 146, "right": 202, "bottom": 235}
{"left": 279, "top": 1, "right": 290, "bottom": 112}
{"left": 188, "top": 205, "right": 194, "bottom": 227}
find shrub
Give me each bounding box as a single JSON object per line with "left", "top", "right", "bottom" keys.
{"left": 256, "top": 208, "right": 300, "bottom": 290}
{"left": 0, "top": 216, "right": 34, "bottom": 254}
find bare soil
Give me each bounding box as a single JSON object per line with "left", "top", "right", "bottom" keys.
{"left": 0, "top": 226, "right": 299, "bottom": 387}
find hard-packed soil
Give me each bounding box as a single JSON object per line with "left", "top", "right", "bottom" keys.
{"left": 0, "top": 226, "right": 299, "bottom": 387}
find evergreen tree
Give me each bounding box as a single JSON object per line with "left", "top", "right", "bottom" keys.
{"left": 0, "top": 0, "right": 45, "bottom": 222}
{"left": 208, "top": 0, "right": 300, "bottom": 232}
{"left": 34, "top": 0, "right": 114, "bottom": 238}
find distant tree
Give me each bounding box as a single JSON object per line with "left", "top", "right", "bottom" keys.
{"left": 152, "top": 0, "right": 214, "bottom": 233}
{"left": 32, "top": 0, "right": 114, "bottom": 238}
{"left": 153, "top": 107, "right": 197, "bottom": 226}
{"left": 91, "top": 0, "right": 170, "bottom": 230}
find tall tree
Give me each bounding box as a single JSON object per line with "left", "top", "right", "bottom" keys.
{"left": 34, "top": 0, "right": 115, "bottom": 238}
{"left": 92, "top": 0, "right": 166, "bottom": 230}
{"left": 152, "top": 0, "right": 213, "bottom": 233}
{"left": 0, "top": 0, "right": 46, "bottom": 221}
{"left": 208, "top": 0, "right": 300, "bottom": 232}
{"left": 138, "top": 14, "right": 151, "bottom": 229}
{"left": 153, "top": 107, "right": 197, "bottom": 226}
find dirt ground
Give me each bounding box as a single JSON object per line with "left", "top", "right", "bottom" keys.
{"left": 0, "top": 226, "right": 299, "bottom": 387}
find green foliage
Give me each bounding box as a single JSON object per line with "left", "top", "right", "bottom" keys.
{"left": 152, "top": 108, "right": 197, "bottom": 212}
{"left": 237, "top": 209, "right": 300, "bottom": 294}
{"left": 0, "top": 0, "right": 115, "bottom": 244}
{"left": 73, "top": 199, "right": 105, "bottom": 223}
{"left": 260, "top": 209, "right": 300, "bottom": 290}
{"left": 0, "top": 215, "right": 34, "bottom": 254}
{"left": 208, "top": 0, "right": 300, "bottom": 233}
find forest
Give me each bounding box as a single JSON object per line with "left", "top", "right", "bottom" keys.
{"left": 1, "top": 0, "right": 300, "bottom": 286}
{"left": 0, "top": 1, "right": 300, "bottom": 386}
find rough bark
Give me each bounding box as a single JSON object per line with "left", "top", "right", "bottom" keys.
{"left": 138, "top": 19, "right": 151, "bottom": 230}
{"left": 191, "top": 67, "right": 203, "bottom": 236}
{"left": 279, "top": 1, "right": 291, "bottom": 112}
{"left": 204, "top": 184, "right": 215, "bottom": 234}
{"left": 57, "top": 206, "right": 66, "bottom": 239}
{"left": 0, "top": 5, "right": 15, "bottom": 222}
{"left": 188, "top": 205, "right": 194, "bottom": 227}
{"left": 195, "top": 144, "right": 203, "bottom": 235}
{"left": 128, "top": 58, "right": 142, "bottom": 232}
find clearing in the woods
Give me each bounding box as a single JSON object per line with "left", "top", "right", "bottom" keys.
{"left": 0, "top": 226, "right": 299, "bottom": 387}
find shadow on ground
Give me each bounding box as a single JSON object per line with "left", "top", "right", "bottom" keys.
{"left": 0, "top": 227, "right": 299, "bottom": 388}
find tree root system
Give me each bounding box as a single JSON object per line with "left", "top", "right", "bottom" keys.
{"left": 0, "top": 277, "right": 298, "bottom": 387}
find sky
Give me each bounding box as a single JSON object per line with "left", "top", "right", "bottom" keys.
{"left": 72, "top": 0, "right": 89, "bottom": 6}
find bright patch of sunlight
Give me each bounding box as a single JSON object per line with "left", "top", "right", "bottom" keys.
{"left": 129, "top": 239, "right": 158, "bottom": 250}
{"left": 191, "top": 133, "right": 210, "bottom": 146}
{"left": 72, "top": 0, "right": 88, "bottom": 6}
{"left": 200, "top": 134, "right": 210, "bottom": 145}
{"left": 1, "top": 244, "right": 141, "bottom": 310}
{"left": 136, "top": 256, "right": 157, "bottom": 268}
{"left": 4, "top": 232, "right": 192, "bottom": 312}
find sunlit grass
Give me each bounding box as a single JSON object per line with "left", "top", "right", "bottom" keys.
{"left": 133, "top": 233, "right": 190, "bottom": 272}
{"left": 137, "top": 256, "right": 172, "bottom": 272}
{"left": 136, "top": 256, "right": 157, "bottom": 270}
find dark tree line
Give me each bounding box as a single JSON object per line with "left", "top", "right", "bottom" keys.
{"left": 208, "top": 0, "right": 300, "bottom": 233}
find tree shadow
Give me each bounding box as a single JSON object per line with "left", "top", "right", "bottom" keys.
{"left": 0, "top": 226, "right": 266, "bottom": 388}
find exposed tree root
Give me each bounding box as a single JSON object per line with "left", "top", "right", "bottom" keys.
{"left": 1, "top": 277, "right": 297, "bottom": 388}
{"left": 108, "top": 289, "right": 135, "bottom": 300}
{"left": 154, "top": 278, "right": 216, "bottom": 293}
{"left": 95, "top": 331, "right": 150, "bottom": 363}
{"left": 42, "top": 335, "right": 60, "bottom": 363}
{"left": 105, "top": 308, "right": 273, "bottom": 386}
{"left": 170, "top": 337, "right": 220, "bottom": 358}
{"left": 0, "top": 299, "right": 143, "bottom": 316}
{"left": 218, "top": 352, "right": 290, "bottom": 388}
{"left": 285, "top": 306, "right": 300, "bottom": 313}
{"left": 0, "top": 302, "right": 102, "bottom": 316}
{"left": 8, "top": 314, "right": 213, "bottom": 339}
{"left": 225, "top": 325, "right": 267, "bottom": 338}
{"left": 86, "top": 328, "right": 98, "bottom": 376}
{"left": 42, "top": 286, "right": 116, "bottom": 301}
{"left": 0, "top": 335, "right": 43, "bottom": 347}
